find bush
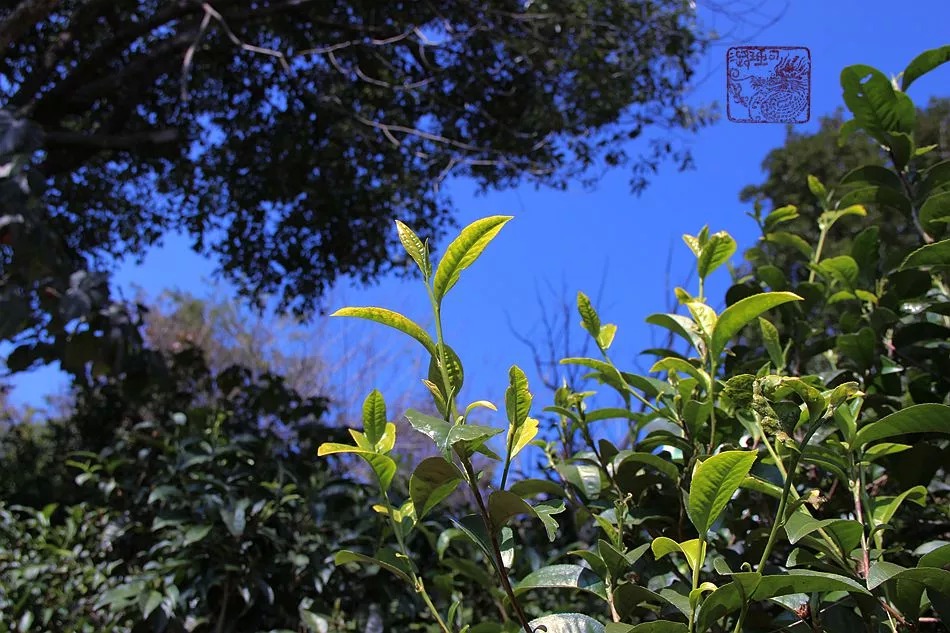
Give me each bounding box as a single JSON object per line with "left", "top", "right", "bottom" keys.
{"left": 319, "top": 47, "right": 950, "bottom": 633}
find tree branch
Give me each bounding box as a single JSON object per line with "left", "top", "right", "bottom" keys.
{"left": 43, "top": 128, "right": 180, "bottom": 151}
{"left": 0, "top": 0, "right": 59, "bottom": 59}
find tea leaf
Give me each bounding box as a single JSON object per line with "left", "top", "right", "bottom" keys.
{"left": 651, "top": 537, "right": 704, "bottom": 572}
{"left": 508, "top": 417, "right": 538, "bottom": 461}
{"left": 505, "top": 365, "right": 532, "bottom": 427}
{"left": 902, "top": 44, "right": 950, "bottom": 91}
{"left": 697, "top": 231, "right": 737, "bottom": 280}
{"left": 854, "top": 403, "right": 950, "bottom": 446}
{"left": 612, "top": 450, "right": 679, "bottom": 481}
{"left": 900, "top": 238, "right": 950, "bottom": 270}
{"left": 361, "top": 390, "right": 387, "bottom": 446}
{"left": 688, "top": 450, "right": 757, "bottom": 534}
{"left": 409, "top": 457, "right": 464, "bottom": 519}
{"left": 432, "top": 215, "right": 512, "bottom": 303}
{"left": 783, "top": 511, "right": 864, "bottom": 553}
{"left": 645, "top": 312, "right": 703, "bottom": 351}
{"left": 514, "top": 564, "right": 608, "bottom": 601}
{"left": 696, "top": 570, "right": 868, "bottom": 633}
{"left": 332, "top": 306, "right": 436, "bottom": 356}
{"left": 521, "top": 613, "right": 606, "bottom": 633}
{"left": 763, "top": 205, "right": 799, "bottom": 232}
{"left": 395, "top": 219, "right": 431, "bottom": 279}
{"left": 533, "top": 500, "right": 566, "bottom": 542}
{"left": 711, "top": 292, "right": 802, "bottom": 358}
{"left": 872, "top": 485, "right": 927, "bottom": 527}
{"left": 334, "top": 549, "right": 412, "bottom": 584}
{"left": 605, "top": 622, "right": 687, "bottom": 633}
{"left": 758, "top": 317, "right": 784, "bottom": 370}
{"left": 577, "top": 291, "right": 601, "bottom": 339}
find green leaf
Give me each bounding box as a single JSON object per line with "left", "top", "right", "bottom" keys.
{"left": 316, "top": 445, "right": 398, "bottom": 491}
{"left": 183, "top": 524, "right": 213, "bottom": 546}
{"left": 395, "top": 219, "right": 431, "bottom": 279}
{"left": 514, "top": 565, "right": 607, "bottom": 601}
{"left": 711, "top": 292, "right": 802, "bottom": 358}
{"left": 361, "top": 390, "right": 387, "bottom": 446}
{"left": 765, "top": 231, "right": 813, "bottom": 258}
{"left": 533, "top": 500, "right": 566, "bottom": 542}
{"left": 508, "top": 417, "right": 538, "bottom": 461}
{"left": 334, "top": 549, "right": 413, "bottom": 584}
{"left": 332, "top": 306, "right": 436, "bottom": 356}
{"left": 650, "top": 357, "right": 710, "bottom": 393}
{"left": 651, "top": 537, "right": 704, "bottom": 572}
{"left": 868, "top": 563, "right": 950, "bottom": 596}
{"left": 433, "top": 215, "right": 512, "bottom": 303}
{"left": 300, "top": 609, "right": 330, "bottom": 633}
{"left": 612, "top": 450, "right": 679, "bottom": 481}
{"left": 840, "top": 164, "right": 904, "bottom": 192}
{"left": 872, "top": 485, "right": 927, "bottom": 527}
{"left": 900, "top": 239, "right": 950, "bottom": 270}
{"left": 605, "top": 623, "right": 687, "bottom": 633}
{"left": 818, "top": 255, "right": 859, "bottom": 287}
{"left": 902, "top": 45, "right": 950, "bottom": 91}
{"left": 220, "top": 499, "right": 250, "bottom": 538}
{"left": 763, "top": 205, "right": 799, "bottom": 232}
{"left": 410, "top": 457, "right": 463, "bottom": 519}
{"left": 598, "top": 323, "right": 618, "bottom": 350}
{"left": 522, "top": 614, "right": 605, "bottom": 633}
{"left": 510, "top": 478, "right": 564, "bottom": 498}
{"left": 784, "top": 511, "right": 863, "bottom": 553}
{"left": 841, "top": 64, "right": 916, "bottom": 148}
{"left": 807, "top": 175, "right": 828, "bottom": 201}
{"left": 429, "top": 343, "right": 465, "bottom": 403}
{"left": 558, "top": 463, "right": 602, "bottom": 499}
{"left": 696, "top": 570, "right": 869, "bottom": 633}
{"left": 688, "top": 450, "right": 758, "bottom": 534}
{"left": 697, "top": 231, "right": 737, "bottom": 280}
{"left": 854, "top": 404, "right": 950, "bottom": 446}
{"left": 818, "top": 204, "right": 869, "bottom": 232}
{"left": 405, "top": 409, "right": 502, "bottom": 460}
{"left": 645, "top": 313, "right": 703, "bottom": 351}
{"left": 505, "top": 365, "right": 532, "bottom": 427}
{"left": 489, "top": 490, "right": 534, "bottom": 532}
{"left": 577, "top": 291, "right": 601, "bottom": 339}
{"left": 919, "top": 191, "right": 950, "bottom": 238}
{"left": 142, "top": 590, "right": 163, "bottom": 619}
{"left": 759, "top": 317, "right": 785, "bottom": 369}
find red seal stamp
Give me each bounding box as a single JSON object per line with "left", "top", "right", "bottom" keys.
{"left": 727, "top": 46, "right": 811, "bottom": 124}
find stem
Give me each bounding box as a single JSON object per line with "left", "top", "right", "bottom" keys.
{"left": 381, "top": 490, "right": 454, "bottom": 633}
{"left": 688, "top": 538, "right": 707, "bottom": 633}
{"left": 757, "top": 424, "right": 822, "bottom": 571}
{"left": 707, "top": 359, "right": 718, "bottom": 454}
{"left": 462, "top": 459, "right": 535, "bottom": 633}
{"left": 851, "top": 479, "right": 871, "bottom": 579}
{"left": 759, "top": 430, "right": 850, "bottom": 569}
{"left": 215, "top": 578, "right": 229, "bottom": 633}
{"left": 808, "top": 225, "right": 830, "bottom": 284}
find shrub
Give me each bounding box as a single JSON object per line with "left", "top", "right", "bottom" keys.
{"left": 320, "top": 47, "right": 950, "bottom": 633}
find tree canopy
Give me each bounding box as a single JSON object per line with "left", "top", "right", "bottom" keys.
{"left": 2, "top": 0, "right": 708, "bottom": 315}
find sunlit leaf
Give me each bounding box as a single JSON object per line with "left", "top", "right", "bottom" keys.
{"left": 688, "top": 450, "right": 757, "bottom": 534}
{"left": 711, "top": 292, "right": 802, "bottom": 358}
{"left": 332, "top": 306, "right": 436, "bottom": 356}
{"left": 432, "top": 215, "right": 512, "bottom": 302}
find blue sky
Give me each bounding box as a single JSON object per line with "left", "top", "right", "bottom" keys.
{"left": 11, "top": 1, "right": 950, "bottom": 457}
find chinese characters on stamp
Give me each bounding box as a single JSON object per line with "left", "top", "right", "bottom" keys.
{"left": 727, "top": 46, "right": 811, "bottom": 124}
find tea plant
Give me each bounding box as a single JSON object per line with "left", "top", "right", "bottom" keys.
{"left": 320, "top": 47, "right": 950, "bottom": 632}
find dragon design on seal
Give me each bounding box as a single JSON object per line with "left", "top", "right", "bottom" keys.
{"left": 728, "top": 54, "right": 810, "bottom": 123}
